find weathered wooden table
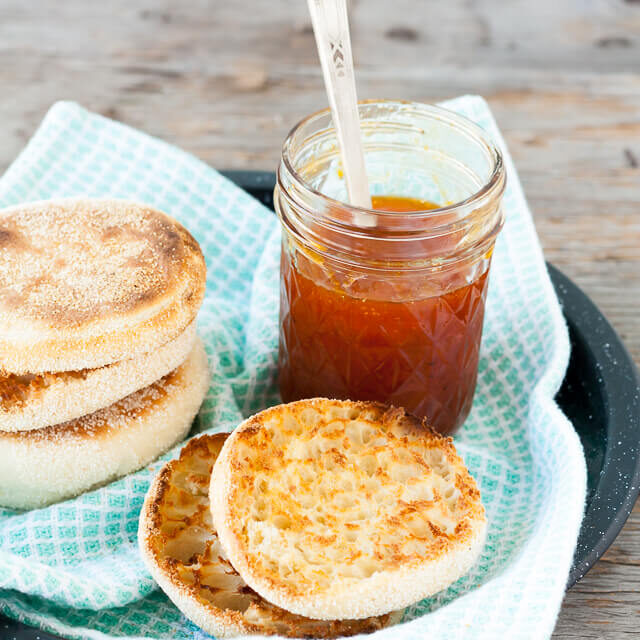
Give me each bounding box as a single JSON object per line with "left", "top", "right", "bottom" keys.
{"left": 0, "top": 1, "right": 638, "bottom": 637}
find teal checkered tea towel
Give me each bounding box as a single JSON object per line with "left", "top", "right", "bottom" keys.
{"left": 0, "top": 96, "right": 586, "bottom": 640}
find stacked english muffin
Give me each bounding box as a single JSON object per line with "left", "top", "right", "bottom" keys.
{"left": 139, "top": 399, "right": 486, "bottom": 637}
{"left": 0, "top": 199, "right": 209, "bottom": 509}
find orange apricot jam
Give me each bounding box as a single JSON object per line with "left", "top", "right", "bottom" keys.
{"left": 278, "top": 195, "right": 490, "bottom": 435}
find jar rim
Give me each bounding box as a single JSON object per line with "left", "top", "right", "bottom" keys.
{"left": 279, "top": 99, "right": 505, "bottom": 222}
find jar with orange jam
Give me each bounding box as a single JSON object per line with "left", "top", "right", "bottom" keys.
{"left": 274, "top": 101, "right": 506, "bottom": 434}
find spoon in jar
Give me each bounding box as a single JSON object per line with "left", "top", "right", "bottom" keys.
{"left": 307, "top": 0, "right": 372, "bottom": 209}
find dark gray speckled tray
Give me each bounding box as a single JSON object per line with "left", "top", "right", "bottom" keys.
{"left": 1, "top": 171, "right": 638, "bottom": 639}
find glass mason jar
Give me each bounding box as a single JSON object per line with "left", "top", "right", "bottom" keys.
{"left": 274, "top": 101, "right": 506, "bottom": 434}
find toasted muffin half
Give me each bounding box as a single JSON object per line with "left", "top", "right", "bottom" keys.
{"left": 0, "top": 340, "right": 209, "bottom": 509}
{"left": 139, "top": 433, "right": 400, "bottom": 638}
{"left": 0, "top": 321, "right": 196, "bottom": 432}
{"left": 0, "top": 198, "right": 206, "bottom": 374}
{"left": 210, "top": 398, "right": 486, "bottom": 621}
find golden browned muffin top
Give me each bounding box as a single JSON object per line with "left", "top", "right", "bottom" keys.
{"left": 139, "top": 433, "right": 398, "bottom": 638}
{"left": 0, "top": 198, "right": 206, "bottom": 374}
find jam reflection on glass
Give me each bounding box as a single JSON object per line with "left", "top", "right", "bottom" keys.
{"left": 278, "top": 195, "right": 490, "bottom": 435}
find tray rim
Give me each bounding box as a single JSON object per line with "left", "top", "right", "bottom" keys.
{"left": 546, "top": 263, "right": 640, "bottom": 586}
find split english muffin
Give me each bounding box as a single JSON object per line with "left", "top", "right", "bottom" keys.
{"left": 210, "top": 398, "right": 486, "bottom": 621}
{"left": 0, "top": 340, "right": 209, "bottom": 510}
{"left": 0, "top": 320, "right": 196, "bottom": 432}
{"left": 138, "top": 433, "right": 400, "bottom": 638}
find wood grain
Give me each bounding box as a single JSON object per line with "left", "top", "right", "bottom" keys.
{"left": 0, "top": 1, "right": 638, "bottom": 637}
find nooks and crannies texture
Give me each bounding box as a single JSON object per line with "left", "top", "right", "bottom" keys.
{"left": 139, "top": 433, "right": 399, "bottom": 638}
{"left": 210, "top": 399, "right": 487, "bottom": 620}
